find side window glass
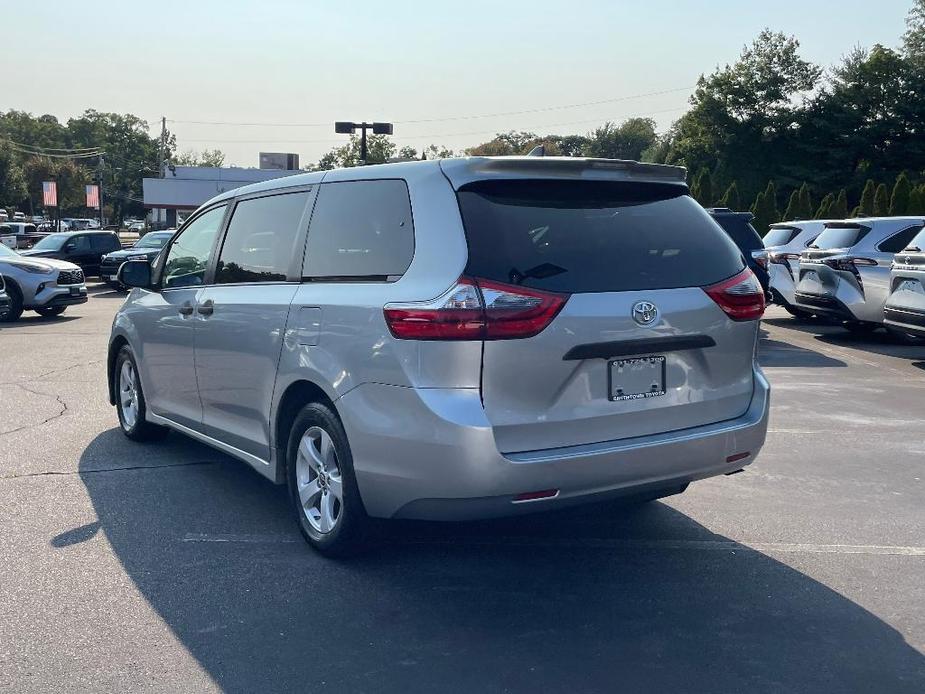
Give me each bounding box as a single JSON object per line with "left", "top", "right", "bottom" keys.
{"left": 878, "top": 226, "right": 923, "bottom": 253}
{"left": 162, "top": 205, "right": 226, "bottom": 288}
{"left": 303, "top": 180, "right": 414, "bottom": 279}
{"left": 216, "top": 192, "right": 309, "bottom": 284}
{"left": 69, "top": 235, "right": 91, "bottom": 252}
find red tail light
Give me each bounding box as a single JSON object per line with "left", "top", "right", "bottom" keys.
{"left": 384, "top": 277, "right": 567, "bottom": 340}
{"left": 750, "top": 249, "right": 769, "bottom": 270}
{"left": 703, "top": 268, "right": 765, "bottom": 321}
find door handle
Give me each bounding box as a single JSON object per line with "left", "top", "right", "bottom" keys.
{"left": 178, "top": 302, "right": 194, "bottom": 316}
{"left": 197, "top": 300, "right": 214, "bottom": 316}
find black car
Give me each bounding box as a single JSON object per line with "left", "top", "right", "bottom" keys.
{"left": 100, "top": 231, "right": 175, "bottom": 288}
{"left": 19, "top": 230, "right": 122, "bottom": 277}
{"left": 706, "top": 208, "right": 770, "bottom": 295}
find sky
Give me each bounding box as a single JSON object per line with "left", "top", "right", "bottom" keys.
{"left": 0, "top": 0, "right": 916, "bottom": 167}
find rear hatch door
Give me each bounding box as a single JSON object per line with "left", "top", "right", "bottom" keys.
{"left": 456, "top": 178, "right": 759, "bottom": 454}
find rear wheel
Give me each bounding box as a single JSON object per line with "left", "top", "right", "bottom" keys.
{"left": 287, "top": 402, "right": 367, "bottom": 556}
{"left": 35, "top": 306, "right": 66, "bottom": 318}
{"left": 115, "top": 346, "right": 169, "bottom": 442}
{"left": 0, "top": 283, "right": 23, "bottom": 322}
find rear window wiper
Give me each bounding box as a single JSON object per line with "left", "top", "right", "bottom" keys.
{"left": 905, "top": 246, "right": 921, "bottom": 252}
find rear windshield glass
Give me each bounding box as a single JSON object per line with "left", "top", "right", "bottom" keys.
{"left": 764, "top": 227, "right": 799, "bottom": 247}
{"left": 457, "top": 180, "right": 744, "bottom": 293}
{"left": 908, "top": 228, "right": 925, "bottom": 251}
{"left": 811, "top": 226, "right": 870, "bottom": 250}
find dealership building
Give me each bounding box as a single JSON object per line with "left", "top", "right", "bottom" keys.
{"left": 143, "top": 154, "right": 301, "bottom": 227}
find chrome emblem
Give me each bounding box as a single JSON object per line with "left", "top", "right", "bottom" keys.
{"left": 632, "top": 300, "right": 659, "bottom": 326}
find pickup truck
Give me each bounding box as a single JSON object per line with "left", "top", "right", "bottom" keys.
{"left": 0, "top": 223, "right": 48, "bottom": 249}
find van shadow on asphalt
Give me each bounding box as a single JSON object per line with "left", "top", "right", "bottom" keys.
{"left": 71, "top": 429, "right": 925, "bottom": 693}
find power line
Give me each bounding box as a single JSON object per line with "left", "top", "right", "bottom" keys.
{"left": 173, "top": 105, "right": 690, "bottom": 145}
{"left": 0, "top": 137, "right": 102, "bottom": 154}
{"left": 165, "top": 86, "right": 694, "bottom": 128}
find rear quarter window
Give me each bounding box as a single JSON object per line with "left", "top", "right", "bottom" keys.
{"left": 457, "top": 179, "right": 745, "bottom": 293}
{"left": 763, "top": 227, "right": 799, "bottom": 247}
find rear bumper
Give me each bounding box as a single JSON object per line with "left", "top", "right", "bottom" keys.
{"left": 338, "top": 367, "right": 770, "bottom": 520}
{"left": 883, "top": 305, "right": 925, "bottom": 338}
{"left": 769, "top": 264, "right": 796, "bottom": 306}
{"left": 795, "top": 273, "right": 883, "bottom": 324}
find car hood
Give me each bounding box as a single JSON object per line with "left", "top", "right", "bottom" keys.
{"left": 104, "top": 248, "right": 159, "bottom": 261}
{"left": 0, "top": 256, "right": 82, "bottom": 272}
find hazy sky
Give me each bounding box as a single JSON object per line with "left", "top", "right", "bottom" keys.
{"left": 1, "top": 0, "right": 915, "bottom": 167}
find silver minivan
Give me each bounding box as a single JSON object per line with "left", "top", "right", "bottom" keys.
{"left": 794, "top": 217, "right": 925, "bottom": 332}
{"left": 883, "top": 225, "right": 925, "bottom": 339}
{"left": 107, "top": 157, "right": 770, "bottom": 554}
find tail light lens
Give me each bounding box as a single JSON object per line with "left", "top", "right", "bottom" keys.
{"left": 384, "top": 277, "right": 567, "bottom": 340}
{"left": 750, "top": 249, "right": 769, "bottom": 270}
{"left": 822, "top": 257, "right": 877, "bottom": 272}
{"left": 703, "top": 268, "right": 765, "bottom": 321}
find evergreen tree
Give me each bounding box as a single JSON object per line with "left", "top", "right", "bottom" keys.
{"left": 873, "top": 183, "right": 890, "bottom": 215}
{"left": 750, "top": 181, "right": 781, "bottom": 234}
{"left": 889, "top": 171, "right": 913, "bottom": 215}
{"left": 831, "top": 189, "right": 849, "bottom": 218}
{"left": 858, "top": 180, "right": 876, "bottom": 217}
{"left": 850, "top": 205, "right": 864, "bottom": 218}
{"left": 783, "top": 189, "right": 801, "bottom": 221}
{"left": 718, "top": 181, "right": 741, "bottom": 210}
{"left": 693, "top": 168, "right": 713, "bottom": 206}
{"left": 798, "top": 182, "right": 813, "bottom": 219}
{"left": 815, "top": 193, "right": 835, "bottom": 219}
{"left": 909, "top": 185, "right": 925, "bottom": 215}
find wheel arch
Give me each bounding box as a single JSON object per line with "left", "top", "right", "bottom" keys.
{"left": 272, "top": 379, "right": 339, "bottom": 484}
{"left": 107, "top": 335, "right": 130, "bottom": 406}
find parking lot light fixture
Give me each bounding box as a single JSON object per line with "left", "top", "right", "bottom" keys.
{"left": 334, "top": 121, "right": 394, "bottom": 165}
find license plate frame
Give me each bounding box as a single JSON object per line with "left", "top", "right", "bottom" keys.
{"left": 608, "top": 355, "right": 666, "bottom": 402}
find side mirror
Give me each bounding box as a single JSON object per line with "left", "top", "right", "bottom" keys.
{"left": 64, "top": 242, "right": 76, "bottom": 251}
{"left": 119, "top": 259, "right": 152, "bottom": 289}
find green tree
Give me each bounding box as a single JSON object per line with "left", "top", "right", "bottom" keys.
{"left": 172, "top": 148, "right": 226, "bottom": 167}
{"left": 908, "top": 184, "right": 925, "bottom": 214}
{"left": 798, "top": 182, "right": 813, "bottom": 219}
{"left": 466, "top": 131, "right": 538, "bottom": 156}
{"left": 815, "top": 192, "right": 835, "bottom": 219}
{"left": 0, "top": 142, "right": 28, "bottom": 208}
{"left": 858, "top": 179, "right": 876, "bottom": 216}
{"left": 830, "top": 189, "right": 849, "bottom": 218}
{"left": 782, "top": 189, "right": 801, "bottom": 221}
{"left": 717, "top": 181, "right": 741, "bottom": 210}
{"left": 315, "top": 134, "right": 396, "bottom": 169}
{"left": 889, "top": 171, "right": 913, "bottom": 215}
{"left": 691, "top": 168, "right": 713, "bottom": 206}
{"left": 873, "top": 183, "right": 890, "bottom": 215}
{"left": 904, "top": 0, "right": 925, "bottom": 66}
{"left": 750, "top": 181, "right": 781, "bottom": 234}
{"left": 583, "top": 118, "right": 657, "bottom": 161}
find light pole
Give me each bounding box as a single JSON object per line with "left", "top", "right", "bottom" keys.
{"left": 334, "top": 121, "right": 394, "bottom": 165}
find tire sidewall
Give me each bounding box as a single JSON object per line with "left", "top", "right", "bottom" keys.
{"left": 286, "top": 402, "right": 365, "bottom": 555}
{"left": 1, "top": 282, "right": 23, "bottom": 322}
{"left": 115, "top": 346, "right": 148, "bottom": 438}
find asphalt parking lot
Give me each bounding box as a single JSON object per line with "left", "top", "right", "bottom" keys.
{"left": 1, "top": 286, "right": 924, "bottom": 693}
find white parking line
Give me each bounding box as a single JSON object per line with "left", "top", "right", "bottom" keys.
{"left": 181, "top": 533, "right": 925, "bottom": 556}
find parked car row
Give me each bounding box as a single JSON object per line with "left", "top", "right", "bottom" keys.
{"left": 764, "top": 216, "right": 925, "bottom": 339}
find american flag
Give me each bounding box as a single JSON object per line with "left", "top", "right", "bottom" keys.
{"left": 42, "top": 181, "right": 57, "bottom": 207}
{"left": 85, "top": 184, "right": 100, "bottom": 209}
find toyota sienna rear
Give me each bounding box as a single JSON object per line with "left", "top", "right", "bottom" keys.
{"left": 108, "top": 156, "right": 770, "bottom": 554}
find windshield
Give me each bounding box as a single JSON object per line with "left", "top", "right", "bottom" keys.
{"left": 134, "top": 233, "right": 171, "bottom": 249}
{"left": 0, "top": 244, "right": 19, "bottom": 258}
{"left": 764, "top": 227, "right": 799, "bottom": 247}
{"left": 811, "top": 226, "right": 870, "bottom": 250}
{"left": 31, "top": 233, "right": 69, "bottom": 251}
{"left": 458, "top": 179, "right": 744, "bottom": 293}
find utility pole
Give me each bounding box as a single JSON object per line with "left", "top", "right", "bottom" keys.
{"left": 97, "top": 154, "right": 105, "bottom": 228}
{"left": 157, "top": 116, "right": 167, "bottom": 177}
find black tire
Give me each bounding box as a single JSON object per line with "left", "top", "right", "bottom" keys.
{"left": 1, "top": 282, "right": 23, "bottom": 323}
{"left": 114, "top": 346, "right": 169, "bottom": 442}
{"left": 286, "top": 402, "right": 368, "bottom": 556}
{"left": 35, "top": 306, "right": 66, "bottom": 318}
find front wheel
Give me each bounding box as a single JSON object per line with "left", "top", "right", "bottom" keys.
{"left": 114, "top": 346, "right": 169, "bottom": 442}
{"left": 35, "top": 306, "right": 66, "bottom": 318}
{"left": 287, "top": 402, "right": 368, "bottom": 556}
{"left": 0, "top": 283, "right": 23, "bottom": 322}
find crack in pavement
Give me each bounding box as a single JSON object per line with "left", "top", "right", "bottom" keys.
{"left": 0, "top": 460, "right": 220, "bottom": 480}
{"left": 0, "top": 383, "right": 69, "bottom": 437}
{"left": 0, "top": 358, "right": 105, "bottom": 386}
